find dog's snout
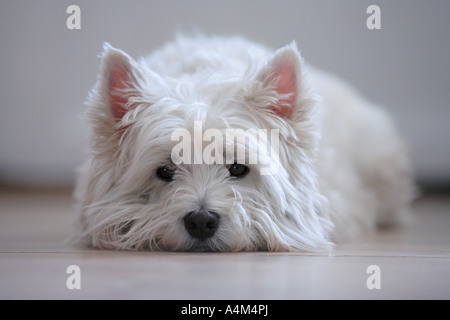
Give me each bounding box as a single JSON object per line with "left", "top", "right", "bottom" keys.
{"left": 184, "top": 211, "right": 219, "bottom": 241}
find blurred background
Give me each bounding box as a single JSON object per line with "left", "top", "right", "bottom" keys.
{"left": 1, "top": 0, "right": 449, "bottom": 192}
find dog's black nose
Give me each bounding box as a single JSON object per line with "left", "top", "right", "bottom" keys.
{"left": 184, "top": 211, "right": 219, "bottom": 241}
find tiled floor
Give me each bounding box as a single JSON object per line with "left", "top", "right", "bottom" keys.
{"left": 0, "top": 189, "right": 449, "bottom": 299}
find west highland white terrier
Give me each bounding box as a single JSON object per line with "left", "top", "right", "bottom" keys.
{"left": 75, "top": 36, "right": 414, "bottom": 252}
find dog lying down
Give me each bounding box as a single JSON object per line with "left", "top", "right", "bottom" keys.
{"left": 75, "top": 36, "right": 414, "bottom": 252}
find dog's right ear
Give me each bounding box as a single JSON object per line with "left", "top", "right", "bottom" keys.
{"left": 93, "top": 42, "right": 142, "bottom": 125}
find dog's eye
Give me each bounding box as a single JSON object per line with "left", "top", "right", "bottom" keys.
{"left": 156, "top": 166, "right": 175, "bottom": 182}
{"left": 229, "top": 163, "right": 249, "bottom": 178}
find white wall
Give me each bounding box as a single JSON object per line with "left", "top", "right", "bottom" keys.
{"left": 1, "top": 0, "right": 449, "bottom": 188}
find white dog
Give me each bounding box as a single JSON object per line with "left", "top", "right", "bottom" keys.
{"left": 75, "top": 36, "right": 414, "bottom": 252}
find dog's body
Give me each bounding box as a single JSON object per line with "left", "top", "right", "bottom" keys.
{"left": 76, "top": 36, "right": 413, "bottom": 252}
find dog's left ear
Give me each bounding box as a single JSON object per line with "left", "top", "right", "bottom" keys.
{"left": 257, "top": 42, "right": 310, "bottom": 119}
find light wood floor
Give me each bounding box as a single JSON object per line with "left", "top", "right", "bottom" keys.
{"left": 0, "top": 189, "right": 449, "bottom": 299}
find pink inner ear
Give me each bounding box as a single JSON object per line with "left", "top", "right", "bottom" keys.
{"left": 270, "top": 60, "right": 297, "bottom": 118}
{"left": 109, "top": 63, "right": 130, "bottom": 122}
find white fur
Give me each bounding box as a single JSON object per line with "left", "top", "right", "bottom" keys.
{"left": 75, "top": 36, "right": 414, "bottom": 252}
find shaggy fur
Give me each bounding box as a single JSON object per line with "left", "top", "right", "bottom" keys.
{"left": 75, "top": 36, "right": 414, "bottom": 252}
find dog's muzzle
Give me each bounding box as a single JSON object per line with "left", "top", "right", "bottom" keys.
{"left": 183, "top": 210, "right": 220, "bottom": 241}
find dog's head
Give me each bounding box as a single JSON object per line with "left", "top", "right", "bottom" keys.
{"left": 77, "top": 39, "right": 333, "bottom": 252}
